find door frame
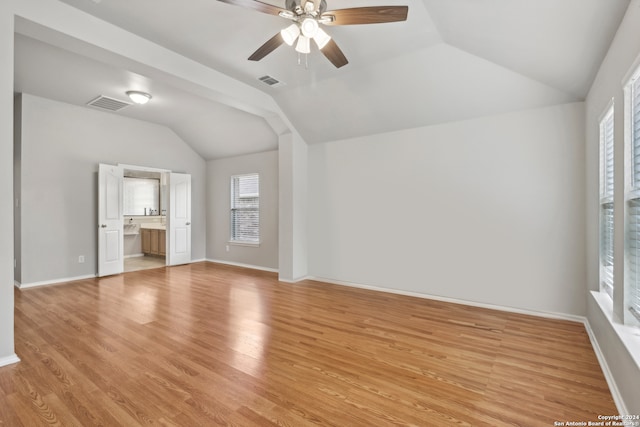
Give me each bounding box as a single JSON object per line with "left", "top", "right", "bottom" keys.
{"left": 119, "top": 163, "right": 171, "bottom": 268}
{"left": 98, "top": 163, "right": 193, "bottom": 274}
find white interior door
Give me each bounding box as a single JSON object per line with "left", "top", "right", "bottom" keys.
{"left": 168, "top": 173, "right": 191, "bottom": 266}
{"left": 98, "top": 164, "right": 124, "bottom": 277}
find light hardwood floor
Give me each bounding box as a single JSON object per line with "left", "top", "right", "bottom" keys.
{"left": 1, "top": 262, "right": 617, "bottom": 426}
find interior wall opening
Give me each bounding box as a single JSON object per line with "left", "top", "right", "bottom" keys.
{"left": 122, "top": 168, "right": 168, "bottom": 272}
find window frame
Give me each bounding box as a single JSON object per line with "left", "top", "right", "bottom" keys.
{"left": 229, "top": 173, "right": 260, "bottom": 246}
{"left": 599, "top": 103, "right": 615, "bottom": 300}
{"left": 624, "top": 64, "right": 640, "bottom": 327}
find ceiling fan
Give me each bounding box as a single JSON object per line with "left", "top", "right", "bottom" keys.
{"left": 217, "top": 0, "right": 409, "bottom": 68}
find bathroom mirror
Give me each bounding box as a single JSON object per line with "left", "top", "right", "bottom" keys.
{"left": 123, "top": 176, "right": 160, "bottom": 216}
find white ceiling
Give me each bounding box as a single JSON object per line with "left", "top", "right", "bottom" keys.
{"left": 14, "top": 0, "right": 631, "bottom": 159}
{"left": 14, "top": 34, "right": 279, "bottom": 160}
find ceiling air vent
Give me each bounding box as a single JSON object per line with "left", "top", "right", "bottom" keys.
{"left": 86, "top": 95, "right": 131, "bottom": 112}
{"left": 258, "top": 75, "right": 285, "bottom": 88}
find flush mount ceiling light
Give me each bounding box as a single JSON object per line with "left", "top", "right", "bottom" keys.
{"left": 126, "top": 90, "right": 152, "bottom": 105}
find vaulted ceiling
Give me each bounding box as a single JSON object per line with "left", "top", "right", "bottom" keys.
{"left": 14, "top": 0, "right": 631, "bottom": 159}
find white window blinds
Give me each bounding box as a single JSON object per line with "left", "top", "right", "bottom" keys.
{"left": 230, "top": 174, "right": 260, "bottom": 243}
{"left": 600, "top": 106, "right": 614, "bottom": 298}
{"left": 627, "top": 74, "right": 640, "bottom": 321}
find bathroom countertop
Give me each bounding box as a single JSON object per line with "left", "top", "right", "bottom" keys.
{"left": 140, "top": 223, "right": 166, "bottom": 230}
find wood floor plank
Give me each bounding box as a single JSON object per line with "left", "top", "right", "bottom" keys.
{"left": 2, "top": 261, "right": 617, "bottom": 426}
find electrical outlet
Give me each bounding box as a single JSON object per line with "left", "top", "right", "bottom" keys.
{"left": 226, "top": 245, "right": 230, "bottom": 252}
{"left": 78, "top": 255, "right": 85, "bottom": 263}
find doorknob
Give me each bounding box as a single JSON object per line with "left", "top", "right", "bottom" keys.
{"left": 100, "top": 224, "right": 107, "bottom": 228}
{"left": 186, "top": 222, "right": 191, "bottom": 225}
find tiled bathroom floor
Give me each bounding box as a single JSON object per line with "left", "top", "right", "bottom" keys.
{"left": 124, "top": 255, "right": 166, "bottom": 272}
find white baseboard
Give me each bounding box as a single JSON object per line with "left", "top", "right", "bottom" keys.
{"left": 124, "top": 253, "right": 144, "bottom": 259}
{"left": 308, "top": 276, "right": 631, "bottom": 412}
{"left": 279, "top": 275, "right": 310, "bottom": 283}
{"left": 307, "top": 275, "right": 587, "bottom": 323}
{"left": 10, "top": 263, "right": 626, "bottom": 412}
{"left": 582, "top": 318, "right": 627, "bottom": 415}
{"left": 206, "top": 259, "right": 278, "bottom": 273}
{"left": 0, "top": 354, "right": 20, "bottom": 367}
{"left": 17, "top": 274, "right": 97, "bottom": 290}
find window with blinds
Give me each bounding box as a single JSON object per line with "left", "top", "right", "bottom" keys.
{"left": 600, "top": 105, "right": 615, "bottom": 299}
{"left": 230, "top": 174, "right": 260, "bottom": 243}
{"left": 123, "top": 177, "right": 160, "bottom": 216}
{"left": 626, "top": 70, "right": 640, "bottom": 324}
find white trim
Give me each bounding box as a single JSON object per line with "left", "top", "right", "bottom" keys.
{"left": 117, "top": 163, "right": 171, "bottom": 173}
{"left": 307, "top": 276, "right": 587, "bottom": 322}
{"left": 305, "top": 276, "right": 631, "bottom": 411}
{"left": 124, "top": 253, "right": 144, "bottom": 259}
{"left": 16, "top": 274, "right": 97, "bottom": 289}
{"left": 590, "top": 291, "right": 640, "bottom": 370}
{"left": 14, "top": 263, "right": 210, "bottom": 290}
{"left": 206, "top": 259, "right": 278, "bottom": 273}
{"left": 0, "top": 354, "right": 20, "bottom": 368}
{"left": 582, "top": 315, "right": 628, "bottom": 415}
{"left": 278, "top": 275, "right": 309, "bottom": 283}
{"left": 228, "top": 241, "right": 261, "bottom": 247}
{"left": 598, "top": 97, "right": 615, "bottom": 123}
{"left": 621, "top": 49, "right": 640, "bottom": 87}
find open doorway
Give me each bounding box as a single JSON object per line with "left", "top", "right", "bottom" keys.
{"left": 98, "top": 163, "right": 192, "bottom": 277}
{"left": 122, "top": 168, "right": 168, "bottom": 272}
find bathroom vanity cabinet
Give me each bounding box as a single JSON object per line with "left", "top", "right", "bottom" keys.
{"left": 141, "top": 227, "right": 166, "bottom": 256}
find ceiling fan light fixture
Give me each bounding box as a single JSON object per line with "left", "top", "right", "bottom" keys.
{"left": 281, "top": 23, "right": 301, "bottom": 46}
{"left": 313, "top": 27, "right": 331, "bottom": 49}
{"left": 126, "top": 90, "right": 152, "bottom": 105}
{"left": 300, "top": 18, "right": 319, "bottom": 38}
{"left": 295, "top": 35, "right": 311, "bottom": 54}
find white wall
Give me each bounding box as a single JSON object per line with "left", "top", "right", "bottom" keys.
{"left": 206, "top": 150, "right": 278, "bottom": 270}
{"left": 13, "top": 95, "right": 22, "bottom": 284}
{"left": 16, "top": 94, "right": 207, "bottom": 285}
{"left": 1, "top": 0, "right": 299, "bottom": 367}
{"left": 585, "top": 0, "right": 640, "bottom": 414}
{"left": 0, "top": 2, "right": 17, "bottom": 364}
{"left": 309, "top": 102, "right": 586, "bottom": 316}
{"left": 279, "top": 133, "right": 308, "bottom": 281}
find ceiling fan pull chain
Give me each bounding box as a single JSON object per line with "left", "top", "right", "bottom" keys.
{"left": 295, "top": 53, "right": 309, "bottom": 69}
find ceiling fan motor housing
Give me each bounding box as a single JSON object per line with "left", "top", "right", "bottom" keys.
{"left": 285, "top": 0, "right": 327, "bottom": 15}
{"left": 224, "top": 0, "right": 408, "bottom": 68}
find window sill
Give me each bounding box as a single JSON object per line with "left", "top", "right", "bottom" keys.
{"left": 591, "top": 291, "right": 640, "bottom": 371}
{"left": 228, "top": 241, "right": 260, "bottom": 248}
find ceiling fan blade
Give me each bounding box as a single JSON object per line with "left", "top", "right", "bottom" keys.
{"left": 320, "top": 39, "right": 348, "bottom": 68}
{"left": 248, "top": 32, "right": 285, "bottom": 61}
{"left": 321, "top": 6, "right": 408, "bottom": 25}
{"left": 217, "top": 0, "right": 286, "bottom": 17}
